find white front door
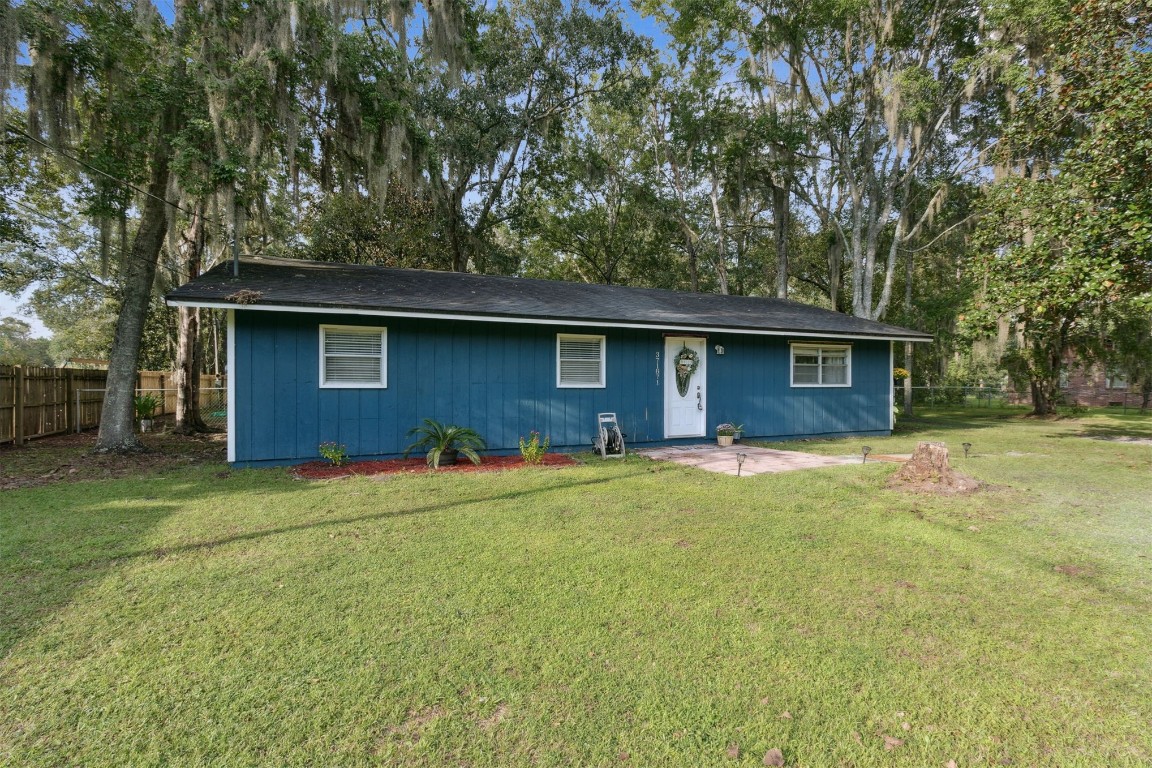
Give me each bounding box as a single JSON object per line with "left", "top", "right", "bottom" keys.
{"left": 664, "top": 336, "right": 707, "bottom": 438}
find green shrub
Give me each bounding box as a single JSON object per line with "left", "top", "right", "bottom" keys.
{"left": 403, "top": 419, "right": 486, "bottom": 469}
{"left": 318, "top": 442, "right": 348, "bottom": 466}
{"left": 519, "top": 431, "right": 550, "bottom": 464}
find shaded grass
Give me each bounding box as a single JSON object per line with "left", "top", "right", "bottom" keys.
{"left": 2, "top": 410, "right": 1151, "bottom": 766}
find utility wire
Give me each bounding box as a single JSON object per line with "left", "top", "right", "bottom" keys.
{"left": 4, "top": 123, "right": 234, "bottom": 232}
{"left": 4, "top": 194, "right": 183, "bottom": 282}
{"left": 4, "top": 122, "right": 248, "bottom": 278}
{"left": 2, "top": 195, "right": 130, "bottom": 287}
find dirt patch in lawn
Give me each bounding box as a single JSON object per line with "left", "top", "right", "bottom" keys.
{"left": 293, "top": 452, "right": 578, "bottom": 479}
{"left": 378, "top": 705, "right": 446, "bottom": 750}
{"left": 1, "top": 430, "right": 227, "bottom": 490}
{"left": 1084, "top": 435, "right": 1152, "bottom": 446}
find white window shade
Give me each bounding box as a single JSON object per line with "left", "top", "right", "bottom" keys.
{"left": 791, "top": 344, "right": 851, "bottom": 387}
{"left": 558, "top": 335, "right": 605, "bottom": 387}
{"left": 321, "top": 326, "right": 387, "bottom": 388}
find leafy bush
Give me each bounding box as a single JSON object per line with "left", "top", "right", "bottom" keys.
{"left": 519, "top": 431, "right": 551, "bottom": 464}
{"left": 318, "top": 442, "right": 348, "bottom": 466}
{"left": 133, "top": 394, "right": 159, "bottom": 420}
{"left": 404, "top": 419, "right": 486, "bottom": 469}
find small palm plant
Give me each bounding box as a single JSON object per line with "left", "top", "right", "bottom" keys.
{"left": 403, "top": 419, "right": 486, "bottom": 469}
{"left": 134, "top": 394, "right": 159, "bottom": 421}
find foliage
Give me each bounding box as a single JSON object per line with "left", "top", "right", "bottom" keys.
{"left": 298, "top": 187, "right": 450, "bottom": 270}
{"left": 518, "top": 430, "right": 551, "bottom": 464}
{"left": 892, "top": 368, "right": 910, "bottom": 381}
{"left": 968, "top": 0, "right": 1152, "bottom": 415}
{"left": 318, "top": 442, "right": 348, "bottom": 467}
{"left": 3, "top": 0, "right": 467, "bottom": 450}
{"left": 132, "top": 394, "right": 159, "bottom": 421}
{"left": 1061, "top": 401, "right": 1088, "bottom": 417}
{"left": 715, "top": 422, "right": 743, "bottom": 436}
{"left": 2, "top": 0, "right": 1149, "bottom": 440}
{"left": 403, "top": 419, "right": 486, "bottom": 469}
{"left": 0, "top": 317, "right": 53, "bottom": 366}
{"left": 420, "top": 0, "right": 647, "bottom": 274}
{"left": 1106, "top": 306, "right": 1152, "bottom": 409}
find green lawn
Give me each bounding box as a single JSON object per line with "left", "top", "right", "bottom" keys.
{"left": 2, "top": 410, "right": 1151, "bottom": 767}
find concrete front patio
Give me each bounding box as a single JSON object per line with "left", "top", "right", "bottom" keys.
{"left": 637, "top": 444, "right": 892, "bottom": 476}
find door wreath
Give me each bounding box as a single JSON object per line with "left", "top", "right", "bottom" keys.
{"left": 674, "top": 346, "right": 700, "bottom": 397}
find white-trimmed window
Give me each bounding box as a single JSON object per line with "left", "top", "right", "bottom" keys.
{"left": 320, "top": 325, "right": 387, "bottom": 388}
{"left": 791, "top": 343, "right": 851, "bottom": 387}
{"left": 557, "top": 334, "right": 606, "bottom": 388}
{"left": 1107, "top": 371, "right": 1129, "bottom": 390}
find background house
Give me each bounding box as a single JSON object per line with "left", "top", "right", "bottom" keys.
{"left": 167, "top": 257, "right": 932, "bottom": 466}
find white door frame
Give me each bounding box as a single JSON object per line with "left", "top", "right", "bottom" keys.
{"left": 664, "top": 336, "right": 707, "bottom": 438}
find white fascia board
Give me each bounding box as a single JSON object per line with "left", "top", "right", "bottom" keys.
{"left": 889, "top": 342, "right": 895, "bottom": 431}
{"left": 166, "top": 298, "right": 934, "bottom": 343}
{"left": 226, "top": 309, "right": 236, "bottom": 464}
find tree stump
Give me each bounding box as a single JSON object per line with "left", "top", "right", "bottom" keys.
{"left": 888, "top": 441, "right": 980, "bottom": 494}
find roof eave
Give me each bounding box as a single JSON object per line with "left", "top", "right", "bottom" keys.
{"left": 165, "top": 296, "right": 935, "bottom": 343}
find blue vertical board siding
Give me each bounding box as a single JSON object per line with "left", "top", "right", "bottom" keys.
{"left": 231, "top": 311, "right": 894, "bottom": 466}
{"left": 272, "top": 323, "right": 298, "bottom": 459}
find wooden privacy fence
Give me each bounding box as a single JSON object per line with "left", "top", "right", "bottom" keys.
{"left": 0, "top": 366, "right": 222, "bottom": 446}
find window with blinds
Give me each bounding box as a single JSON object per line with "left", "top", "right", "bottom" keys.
{"left": 320, "top": 326, "right": 387, "bottom": 388}
{"left": 557, "top": 334, "right": 606, "bottom": 388}
{"left": 790, "top": 343, "right": 851, "bottom": 387}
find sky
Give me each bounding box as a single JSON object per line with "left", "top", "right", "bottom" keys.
{"left": 0, "top": 289, "right": 50, "bottom": 336}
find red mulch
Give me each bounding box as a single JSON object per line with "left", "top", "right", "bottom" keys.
{"left": 292, "top": 452, "right": 579, "bottom": 480}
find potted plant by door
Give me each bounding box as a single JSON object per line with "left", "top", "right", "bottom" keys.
{"left": 134, "top": 394, "right": 160, "bottom": 433}
{"left": 716, "top": 422, "right": 742, "bottom": 447}
{"left": 403, "top": 419, "right": 486, "bottom": 469}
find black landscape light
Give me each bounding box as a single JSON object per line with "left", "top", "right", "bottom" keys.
{"left": 736, "top": 452, "right": 747, "bottom": 476}
{"left": 861, "top": 445, "right": 872, "bottom": 464}
{"left": 962, "top": 442, "right": 972, "bottom": 459}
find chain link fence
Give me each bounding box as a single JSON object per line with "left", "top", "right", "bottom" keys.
{"left": 907, "top": 386, "right": 1148, "bottom": 413}
{"left": 76, "top": 387, "right": 227, "bottom": 432}
{"left": 908, "top": 386, "right": 1015, "bottom": 408}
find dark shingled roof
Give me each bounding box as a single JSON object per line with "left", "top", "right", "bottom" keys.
{"left": 166, "top": 256, "right": 933, "bottom": 341}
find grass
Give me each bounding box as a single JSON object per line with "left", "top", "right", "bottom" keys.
{"left": 2, "top": 409, "right": 1151, "bottom": 767}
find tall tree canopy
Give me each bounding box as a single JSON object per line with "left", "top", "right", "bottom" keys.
{"left": 2, "top": 0, "right": 1149, "bottom": 425}
{"left": 2, "top": 0, "right": 463, "bottom": 450}
{"left": 968, "top": 0, "right": 1152, "bottom": 413}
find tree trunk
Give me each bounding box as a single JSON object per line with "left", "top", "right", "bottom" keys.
{"left": 174, "top": 203, "right": 209, "bottom": 434}
{"left": 174, "top": 306, "right": 209, "bottom": 433}
{"left": 902, "top": 244, "right": 914, "bottom": 417}
{"left": 888, "top": 440, "right": 980, "bottom": 494}
{"left": 94, "top": 148, "right": 172, "bottom": 452}
{"left": 1029, "top": 376, "right": 1058, "bottom": 416}
{"left": 683, "top": 232, "right": 699, "bottom": 292}
{"left": 899, "top": 441, "right": 951, "bottom": 477}
{"left": 827, "top": 232, "right": 844, "bottom": 312}
{"left": 709, "top": 175, "right": 729, "bottom": 295}
{"left": 903, "top": 341, "right": 914, "bottom": 417}
{"left": 772, "top": 181, "right": 789, "bottom": 299}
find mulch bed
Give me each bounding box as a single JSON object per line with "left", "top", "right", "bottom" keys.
{"left": 292, "top": 453, "right": 579, "bottom": 480}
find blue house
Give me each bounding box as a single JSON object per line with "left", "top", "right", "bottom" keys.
{"left": 167, "top": 257, "right": 932, "bottom": 467}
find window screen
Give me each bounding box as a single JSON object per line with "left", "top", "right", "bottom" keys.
{"left": 321, "top": 326, "right": 386, "bottom": 387}
{"left": 557, "top": 335, "right": 605, "bottom": 387}
{"left": 791, "top": 344, "right": 851, "bottom": 387}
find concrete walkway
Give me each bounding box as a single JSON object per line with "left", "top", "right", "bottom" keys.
{"left": 636, "top": 444, "right": 907, "bottom": 477}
